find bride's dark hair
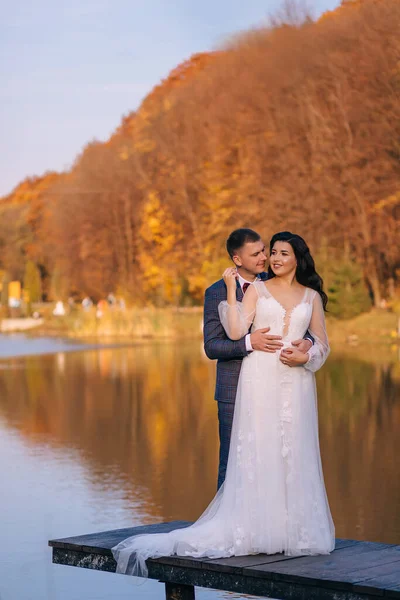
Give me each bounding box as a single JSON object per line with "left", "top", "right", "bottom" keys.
{"left": 268, "top": 231, "right": 328, "bottom": 311}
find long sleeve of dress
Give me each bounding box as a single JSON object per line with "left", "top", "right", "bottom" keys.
{"left": 203, "top": 286, "right": 249, "bottom": 360}
{"left": 304, "top": 293, "right": 330, "bottom": 373}
{"left": 218, "top": 284, "right": 258, "bottom": 340}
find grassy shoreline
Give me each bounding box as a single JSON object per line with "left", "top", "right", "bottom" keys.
{"left": 24, "top": 306, "right": 399, "bottom": 348}
{"left": 326, "top": 309, "right": 399, "bottom": 346}
{"left": 33, "top": 306, "right": 204, "bottom": 340}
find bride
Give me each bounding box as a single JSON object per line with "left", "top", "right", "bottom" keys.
{"left": 112, "top": 231, "right": 335, "bottom": 576}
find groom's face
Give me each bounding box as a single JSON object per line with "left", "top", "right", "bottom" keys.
{"left": 233, "top": 240, "right": 267, "bottom": 276}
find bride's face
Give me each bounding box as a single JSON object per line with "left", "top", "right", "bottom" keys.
{"left": 269, "top": 242, "right": 297, "bottom": 276}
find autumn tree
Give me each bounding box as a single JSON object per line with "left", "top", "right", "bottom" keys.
{"left": 0, "top": 0, "right": 399, "bottom": 309}
{"left": 23, "top": 260, "right": 42, "bottom": 303}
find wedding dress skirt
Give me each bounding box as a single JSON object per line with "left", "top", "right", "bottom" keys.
{"left": 112, "top": 283, "right": 335, "bottom": 576}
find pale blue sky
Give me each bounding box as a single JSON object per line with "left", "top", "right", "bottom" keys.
{"left": 1, "top": 0, "right": 340, "bottom": 196}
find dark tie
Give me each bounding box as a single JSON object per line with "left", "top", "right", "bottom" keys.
{"left": 242, "top": 283, "right": 250, "bottom": 294}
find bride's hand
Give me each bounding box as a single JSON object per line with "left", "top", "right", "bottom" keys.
{"left": 222, "top": 267, "right": 238, "bottom": 292}
{"left": 280, "top": 347, "right": 309, "bottom": 367}
{"left": 292, "top": 338, "right": 312, "bottom": 354}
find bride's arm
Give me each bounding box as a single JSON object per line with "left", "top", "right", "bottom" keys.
{"left": 218, "top": 280, "right": 258, "bottom": 341}
{"left": 304, "top": 293, "right": 330, "bottom": 372}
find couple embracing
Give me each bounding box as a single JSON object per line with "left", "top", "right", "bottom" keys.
{"left": 113, "top": 229, "right": 335, "bottom": 576}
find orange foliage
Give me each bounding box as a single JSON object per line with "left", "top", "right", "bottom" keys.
{"left": 0, "top": 0, "right": 399, "bottom": 305}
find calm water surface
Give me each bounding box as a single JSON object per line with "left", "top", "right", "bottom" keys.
{"left": 1, "top": 336, "right": 399, "bottom": 600}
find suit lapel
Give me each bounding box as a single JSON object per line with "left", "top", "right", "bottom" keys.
{"left": 235, "top": 272, "right": 269, "bottom": 303}
{"left": 236, "top": 279, "right": 243, "bottom": 302}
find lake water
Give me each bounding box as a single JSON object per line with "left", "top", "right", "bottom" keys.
{"left": 1, "top": 335, "right": 399, "bottom": 600}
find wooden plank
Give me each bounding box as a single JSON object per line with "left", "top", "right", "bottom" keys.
{"left": 335, "top": 539, "right": 363, "bottom": 550}
{"left": 50, "top": 525, "right": 400, "bottom": 600}
{"left": 202, "top": 553, "right": 298, "bottom": 574}
{"left": 51, "top": 545, "right": 393, "bottom": 600}
{"left": 146, "top": 561, "right": 377, "bottom": 600}
{"left": 49, "top": 521, "right": 191, "bottom": 554}
{"left": 203, "top": 539, "right": 363, "bottom": 577}
{"left": 151, "top": 555, "right": 205, "bottom": 571}
{"left": 158, "top": 545, "right": 362, "bottom": 578}
{"left": 353, "top": 568, "right": 400, "bottom": 599}
{"left": 245, "top": 542, "right": 400, "bottom": 592}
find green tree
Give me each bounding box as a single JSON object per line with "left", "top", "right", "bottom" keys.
{"left": 325, "top": 261, "right": 372, "bottom": 319}
{"left": 316, "top": 241, "right": 372, "bottom": 319}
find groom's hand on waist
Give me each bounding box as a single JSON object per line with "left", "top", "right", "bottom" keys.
{"left": 250, "top": 328, "right": 283, "bottom": 353}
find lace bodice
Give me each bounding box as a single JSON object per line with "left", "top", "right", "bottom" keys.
{"left": 251, "top": 282, "right": 313, "bottom": 341}
{"left": 218, "top": 280, "right": 330, "bottom": 372}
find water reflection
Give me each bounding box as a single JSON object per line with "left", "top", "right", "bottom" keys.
{"left": 317, "top": 355, "right": 400, "bottom": 543}
{"left": 0, "top": 342, "right": 399, "bottom": 543}
{"left": 0, "top": 342, "right": 218, "bottom": 522}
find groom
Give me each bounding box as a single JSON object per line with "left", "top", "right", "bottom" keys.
{"left": 203, "top": 228, "right": 312, "bottom": 489}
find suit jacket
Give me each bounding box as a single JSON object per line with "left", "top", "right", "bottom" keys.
{"left": 203, "top": 272, "right": 269, "bottom": 404}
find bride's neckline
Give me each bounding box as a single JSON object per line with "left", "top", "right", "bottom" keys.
{"left": 262, "top": 281, "right": 308, "bottom": 313}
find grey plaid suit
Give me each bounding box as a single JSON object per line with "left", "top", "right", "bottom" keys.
{"left": 203, "top": 273, "right": 269, "bottom": 489}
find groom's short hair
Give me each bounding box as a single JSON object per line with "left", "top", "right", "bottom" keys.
{"left": 226, "top": 228, "right": 261, "bottom": 258}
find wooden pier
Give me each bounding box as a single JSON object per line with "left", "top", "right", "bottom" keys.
{"left": 49, "top": 521, "right": 400, "bottom": 599}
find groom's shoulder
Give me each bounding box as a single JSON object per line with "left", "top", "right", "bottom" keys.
{"left": 206, "top": 278, "right": 226, "bottom": 295}
{"left": 204, "top": 280, "right": 225, "bottom": 308}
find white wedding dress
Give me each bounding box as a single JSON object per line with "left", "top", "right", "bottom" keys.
{"left": 112, "top": 281, "right": 335, "bottom": 576}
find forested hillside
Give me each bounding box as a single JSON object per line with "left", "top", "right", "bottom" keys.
{"left": 1, "top": 0, "right": 399, "bottom": 314}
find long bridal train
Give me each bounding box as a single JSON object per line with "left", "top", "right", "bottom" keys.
{"left": 112, "top": 282, "right": 335, "bottom": 577}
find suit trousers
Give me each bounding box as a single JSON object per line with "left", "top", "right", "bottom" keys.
{"left": 217, "top": 401, "right": 236, "bottom": 490}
